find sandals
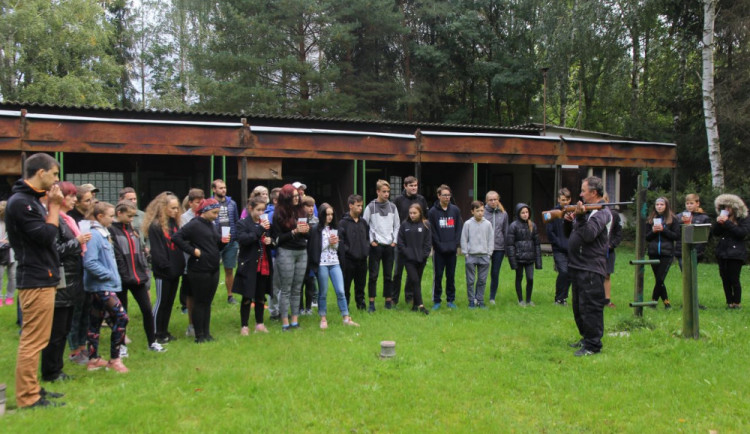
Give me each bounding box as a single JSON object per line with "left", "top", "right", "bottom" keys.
{"left": 254, "top": 324, "right": 269, "bottom": 333}
{"left": 343, "top": 318, "right": 360, "bottom": 327}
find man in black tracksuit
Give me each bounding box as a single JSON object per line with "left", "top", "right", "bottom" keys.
{"left": 566, "top": 176, "right": 611, "bottom": 356}
{"left": 428, "top": 184, "right": 463, "bottom": 309}
{"left": 392, "top": 176, "right": 429, "bottom": 305}
{"left": 339, "top": 195, "right": 370, "bottom": 310}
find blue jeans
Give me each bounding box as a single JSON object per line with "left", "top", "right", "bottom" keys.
{"left": 489, "top": 250, "right": 505, "bottom": 301}
{"left": 317, "top": 264, "right": 349, "bottom": 317}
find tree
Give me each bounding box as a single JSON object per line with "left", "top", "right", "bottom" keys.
{"left": 702, "top": 0, "right": 724, "bottom": 189}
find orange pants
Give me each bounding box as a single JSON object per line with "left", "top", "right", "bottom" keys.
{"left": 16, "top": 287, "right": 56, "bottom": 408}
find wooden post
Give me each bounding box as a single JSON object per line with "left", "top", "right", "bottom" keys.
{"left": 633, "top": 171, "right": 648, "bottom": 317}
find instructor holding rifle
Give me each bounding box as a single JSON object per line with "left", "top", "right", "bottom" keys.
{"left": 565, "top": 176, "right": 612, "bottom": 357}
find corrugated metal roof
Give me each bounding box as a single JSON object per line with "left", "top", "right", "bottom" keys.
{"left": 0, "top": 101, "right": 541, "bottom": 134}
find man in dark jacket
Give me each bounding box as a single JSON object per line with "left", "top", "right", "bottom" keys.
{"left": 566, "top": 176, "right": 611, "bottom": 357}
{"left": 339, "top": 194, "right": 370, "bottom": 310}
{"left": 428, "top": 184, "right": 463, "bottom": 309}
{"left": 547, "top": 188, "right": 572, "bottom": 306}
{"left": 212, "top": 179, "right": 240, "bottom": 304}
{"left": 6, "top": 153, "right": 65, "bottom": 408}
{"left": 392, "top": 176, "right": 429, "bottom": 305}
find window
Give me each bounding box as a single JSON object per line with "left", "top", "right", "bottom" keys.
{"left": 390, "top": 176, "right": 402, "bottom": 201}
{"left": 66, "top": 172, "right": 124, "bottom": 204}
{"left": 587, "top": 168, "right": 619, "bottom": 202}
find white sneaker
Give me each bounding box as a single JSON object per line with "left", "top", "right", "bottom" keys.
{"left": 186, "top": 324, "right": 195, "bottom": 337}
{"left": 489, "top": 299, "right": 496, "bottom": 305}
{"left": 149, "top": 342, "right": 167, "bottom": 352}
{"left": 119, "top": 345, "right": 129, "bottom": 358}
{"left": 311, "top": 302, "right": 318, "bottom": 308}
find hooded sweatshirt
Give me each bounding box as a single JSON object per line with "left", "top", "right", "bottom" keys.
{"left": 428, "top": 200, "right": 463, "bottom": 254}
{"left": 484, "top": 204, "right": 509, "bottom": 251}
{"left": 567, "top": 199, "right": 611, "bottom": 277}
{"left": 461, "top": 217, "right": 494, "bottom": 257}
{"left": 363, "top": 199, "right": 400, "bottom": 245}
{"left": 713, "top": 194, "right": 750, "bottom": 261}
{"left": 506, "top": 203, "right": 542, "bottom": 269}
{"left": 338, "top": 213, "right": 370, "bottom": 261}
{"left": 5, "top": 179, "right": 60, "bottom": 289}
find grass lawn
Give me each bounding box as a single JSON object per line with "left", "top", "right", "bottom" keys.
{"left": 1, "top": 245, "right": 749, "bottom": 432}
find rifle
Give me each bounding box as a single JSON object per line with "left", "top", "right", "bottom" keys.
{"left": 541, "top": 202, "right": 633, "bottom": 223}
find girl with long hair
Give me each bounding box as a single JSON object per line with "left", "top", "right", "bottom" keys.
{"left": 144, "top": 192, "right": 185, "bottom": 343}
{"left": 506, "top": 203, "right": 542, "bottom": 306}
{"left": 271, "top": 184, "right": 309, "bottom": 331}
{"left": 713, "top": 194, "right": 750, "bottom": 309}
{"left": 646, "top": 197, "right": 680, "bottom": 308}
{"left": 397, "top": 203, "right": 431, "bottom": 314}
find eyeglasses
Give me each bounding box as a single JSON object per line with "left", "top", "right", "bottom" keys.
{"left": 440, "top": 194, "right": 451, "bottom": 198}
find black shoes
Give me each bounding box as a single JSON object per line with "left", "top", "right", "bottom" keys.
{"left": 568, "top": 339, "right": 583, "bottom": 348}
{"left": 26, "top": 397, "right": 65, "bottom": 409}
{"left": 40, "top": 388, "right": 65, "bottom": 399}
{"left": 574, "top": 348, "right": 596, "bottom": 357}
{"left": 42, "top": 372, "right": 72, "bottom": 383}
{"left": 418, "top": 306, "right": 430, "bottom": 315}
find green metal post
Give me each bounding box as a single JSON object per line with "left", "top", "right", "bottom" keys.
{"left": 362, "top": 160, "right": 367, "bottom": 204}
{"left": 682, "top": 227, "right": 700, "bottom": 339}
{"left": 354, "top": 160, "right": 358, "bottom": 195}
{"left": 222, "top": 155, "right": 227, "bottom": 181}
{"left": 210, "top": 155, "right": 215, "bottom": 185}
{"left": 473, "top": 163, "right": 478, "bottom": 201}
{"left": 633, "top": 171, "right": 648, "bottom": 317}
{"left": 59, "top": 152, "right": 64, "bottom": 180}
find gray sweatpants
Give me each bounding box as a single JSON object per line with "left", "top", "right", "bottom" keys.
{"left": 268, "top": 258, "right": 281, "bottom": 316}
{"left": 466, "top": 255, "right": 490, "bottom": 304}
{"left": 276, "top": 248, "right": 307, "bottom": 319}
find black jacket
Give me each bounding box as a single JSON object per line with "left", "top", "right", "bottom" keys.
{"left": 608, "top": 209, "right": 623, "bottom": 252}
{"left": 148, "top": 219, "right": 185, "bottom": 280}
{"left": 394, "top": 192, "right": 428, "bottom": 223}
{"left": 713, "top": 217, "right": 750, "bottom": 261}
{"left": 397, "top": 219, "right": 432, "bottom": 264}
{"left": 271, "top": 213, "right": 309, "bottom": 250}
{"left": 427, "top": 201, "right": 463, "bottom": 254}
{"left": 546, "top": 205, "right": 569, "bottom": 254}
{"left": 109, "top": 222, "right": 150, "bottom": 287}
{"left": 55, "top": 219, "right": 83, "bottom": 307}
{"left": 173, "top": 216, "right": 222, "bottom": 273}
{"left": 5, "top": 179, "right": 60, "bottom": 289}
{"left": 506, "top": 204, "right": 542, "bottom": 270}
{"left": 567, "top": 202, "right": 611, "bottom": 277}
{"left": 232, "top": 216, "right": 272, "bottom": 299}
{"left": 338, "top": 214, "right": 370, "bottom": 262}
{"left": 646, "top": 214, "right": 680, "bottom": 258}
{"left": 675, "top": 211, "right": 711, "bottom": 258}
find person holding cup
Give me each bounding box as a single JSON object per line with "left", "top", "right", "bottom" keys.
{"left": 308, "top": 203, "right": 359, "bottom": 329}
{"left": 713, "top": 194, "right": 750, "bottom": 309}
{"left": 646, "top": 197, "right": 680, "bottom": 309}
{"left": 271, "top": 184, "right": 309, "bottom": 331}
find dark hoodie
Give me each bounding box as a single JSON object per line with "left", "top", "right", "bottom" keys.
{"left": 545, "top": 205, "right": 569, "bottom": 254}
{"left": 338, "top": 213, "right": 370, "bottom": 261}
{"left": 506, "top": 203, "right": 542, "bottom": 269}
{"left": 427, "top": 200, "right": 463, "bottom": 254}
{"left": 567, "top": 199, "right": 611, "bottom": 277}
{"left": 394, "top": 191, "right": 429, "bottom": 223}
{"left": 109, "top": 221, "right": 150, "bottom": 286}
{"left": 5, "top": 179, "right": 61, "bottom": 289}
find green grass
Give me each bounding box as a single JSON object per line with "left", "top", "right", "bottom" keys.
{"left": 2, "top": 247, "right": 750, "bottom": 432}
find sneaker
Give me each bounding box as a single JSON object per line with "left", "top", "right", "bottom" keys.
{"left": 26, "top": 397, "right": 64, "bottom": 409}
{"left": 5, "top": 297, "right": 13, "bottom": 306}
{"left": 311, "top": 301, "right": 318, "bottom": 308}
{"left": 574, "top": 348, "right": 596, "bottom": 357}
{"left": 107, "top": 358, "right": 129, "bottom": 373}
{"left": 368, "top": 304, "right": 376, "bottom": 313}
{"left": 228, "top": 295, "right": 238, "bottom": 304}
{"left": 527, "top": 301, "right": 535, "bottom": 307}
{"left": 698, "top": 304, "right": 707, "bottom": 310}
{"left": 555, "top": 299, "right": 568, "bottom": 306}
{"left": 42, "top": 372, "right": 72, "bottom": 382}
{"left": 186, "top": 324, "right": 195, "bottom": 337}
{"left": 664, "top": 303, "right": 672, "bottom": 310}
{"left": 607, "top": 302, "right": 616, "bottom": 308}
{"left": 269, "top": 314, "right": 281, "bottom": 321}
{"left": 478, "top": 303, "right": 488, "bottom": 309}
{"left": 489, "top": 299, "right": 496, "bottom": 305}
{"left": 343, "top": 318, "right": 360, "bottom": 327}
{"left": 518, "top": 301, "right": 526, "bottom": 307}
{"left": 119, "top": 345, "right": 129, "bottom": 358}
{"left": 290, "top": 322, "right": 301, "bottom": 329}
{"left": 181, "top": 306, "right": 188, "bottom": 314}
{"left": 240, "top": 326, "right": 250, "bottom": 336}
{"left": 385, "top": 300, "right": 393, "bottom": 310}
{"left": 281, "top": 325, "right": 291, "bottom": 332}
{"left": 40, "top": 388, "right": 65, "bottom": 399}
{"left": 418, "top": 306, "right": 430, "bottom": 315}
{"left": 568, "top": 339, "right": 583, "bottom": 348}
{"left": 70, "top": 350, "right": 89, "bottom": 366}
{"left": 432, "top": 302, "right": 441, "bottom": 310}
{"left": 468, "top": 301, "right": 476, "bottom": 309}
{"left": 254, "top": 324, "right": 269, "bottom": 333}
{"left": 447, "top": 302, "right": 457, "bottom": 309}
{"left": 149, "top": 342, "right": 167, "bottom": 352}
{"left": 87, "top": 357, "right": 108, "bottom": 371}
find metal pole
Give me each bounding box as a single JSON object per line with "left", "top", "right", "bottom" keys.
{"left": 473, "top": 163, "right": 478, "bottom": 201}
{"left": 354, "top": 160, "right": 358, "bottom": 196}
{"left": 59, "top": 152, "right": 64, "bottom": 180}
{"left": 240, "top": 157, "right": 248, "bottom": 213}
{"left": 222, "top": 156, "right": 227, "bottom": 182}
{"left": 633, "top": 171, "right": 648, "bottom": 317}
{"left": 210, "top": 155, "right": 215, "bottom": 186}
{"left": 362, "top": 160, "right": 367, "bottom": 204}
{"left": 682, "top": 228, "right": 700, "bottom": 339}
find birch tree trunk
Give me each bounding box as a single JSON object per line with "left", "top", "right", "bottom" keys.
{"left": 702, "top": 0, "right": 724, "bottom": 190}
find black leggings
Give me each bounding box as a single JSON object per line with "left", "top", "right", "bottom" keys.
{"left": 515, "top": 263, "right": 534, "bottom": 302}
{"left": 404, "top": 261, "right": 425, "bottom": 307}
{"left": 188, "top": 269, "right": 219, "bottom": 341}
{"left": 650, "top": 256, "right": 672, "bottom": 302}
{"left": 153, "top": 277, "right": 180, "bottom": 338}
{"left": 241, "top": 275, "right": 270, "bottom": 326}
{"left": 88, "top": 292, "right": 129, "bottom": 359}
{"left": 121, "top": 283, "right": 156, "bottom": 346}
{"left": 718, "top": 258, "right": 743, "bottom": 305}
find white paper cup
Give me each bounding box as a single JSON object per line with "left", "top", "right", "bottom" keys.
{"left": 298, "top": 218, "right": 307, "bottom": 225}
{"left": 720, "top": 209, "right": 729, "bottom": 217}
{"left": 330, "top": 229, "right": 338, "bottom": 237}
{"left": 260, "top": 214, "right": 268, "bottom": 222}
{"left": 653, "top": 218, "right": 662, "bottom": 226}
{"left": 221, "top": 227, "right": 231, "bottom": 238}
